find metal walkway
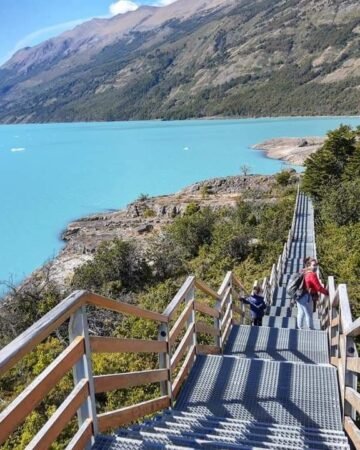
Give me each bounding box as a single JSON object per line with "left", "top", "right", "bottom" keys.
{"left": 92, "top": 193, "right": 349, "bottom": 449}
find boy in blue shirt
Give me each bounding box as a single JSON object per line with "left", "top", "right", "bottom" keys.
{"left": 240, "top": 286, "right": 267, "bottom": 326}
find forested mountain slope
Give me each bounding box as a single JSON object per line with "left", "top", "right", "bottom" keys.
{"left": 0, "top": 0, "right": 359, "bottom": 123}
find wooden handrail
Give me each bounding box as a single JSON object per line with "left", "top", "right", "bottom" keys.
{"left": 232, "top": 274, "right": 246, "bottom": 292}
{"left": 347, "top": 358, "right": 360, "bottom": 374}
{"left": 338, "top": 285, "right": 353, "bottom": 333}
{"left": 90, "top": 336, "right": 167, "bottom": 354}
{"left": 66, "top": 418, "right": 93, "bottom": 450}
{"left": 169, "top": 300, "right": 194, "bottom": 347}
{"left": 97, "top": 396, "right": 170, "bottom": 432}
{"left": 194, "top": 301, "right": 220, "bottom": 318}
{"left": 344, "top": 416, "right": 360, "bottom": 448}
{"left": 221, "top": 303, "right": 232, "bottom": 334}
{"left": 195, "top": 278, "right": 221, "bottom": 301}
{"left": 170, "top": 324, "right": 195, "bottom": 371}
{"left": 196, "top": 344, "right": 221, "bottom": 355}
{"left": 345, "top": 387, "right": 360, "bottom": 414}
{"left": 345, "top": 317, "right": 360, "bottom": 337}
{"left": 27, "top": 378, "right": 89, "bottom": 450}
{"left": 217, "top": 271, "right": 233, "bottom": 299}
{"left": 0, "top": 270, "right": 252, "bottom": 449}
{"left": 87, "top": 292, "right": 168, "bottom": 323}
{"left": 172, "top": 345, "right": 196, "bottom": 399}
{"left": 0, "top": 272, "right": 250, "bottom": 450}
{"left": 163, "top": 276, "right": 195, "bottom": 320}
{"left": 0, "top": 290, "right": 87, "bottom": 376}
{"left": 94, "top": 369, "right": 169, "bottom": 393}
{"left": 0, "top": 336, "right": 85, "bottom": 445}
{"left": 327, "top": 274, "right": 359, "bottom": 440}
{"left": 222, "top": 317, "right": 232, "bottom": 346}
{"left": 195, "top": 321, "right": 220, "bottom": 337}
{"left": 218, "top": 286, "right": 232, "bottom": 313}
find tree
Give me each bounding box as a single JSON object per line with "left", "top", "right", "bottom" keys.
{"left": 240, "top": 164, "right": 251, "bottom": 176}
{"left": 275, "top": 170, "right": 291, "bottom": 186}
{"left": 303, "top": 125, "right": 357, "bottom": 199}
{"left": 320, "top": 179, "right": 360, "bottom": 226}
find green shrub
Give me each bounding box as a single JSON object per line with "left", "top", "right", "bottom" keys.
{"left": 143, "top": 208, "right": 156, "bottom": 218}
{"left": 275, "top": 170, "right": 291, "bottom": 186}
{"left": 184, "top": 202, "right": 200, "bottom": 216}
{"left": 71, "top": 239, "right": 152, "bottom": 296}
{"left": 137, "top": 193, "right": 149, "bottom": 202}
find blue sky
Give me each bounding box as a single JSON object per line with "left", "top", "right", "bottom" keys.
{"left": 0, "top": 0, "right": 177, "bottom": 66}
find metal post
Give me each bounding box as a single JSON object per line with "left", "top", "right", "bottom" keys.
{"left": 215, "top": 289, "right": 223, "bottom": 350}
{"left": 345, "top": 336, "right": 358, "bottom": 421}
{"left": 186, "top": 285, "right": 197, "bottom": 349}
{"left": 69, "top": 307, "right": 98, "bottom": 448}
{"left": 158, "top": 323, "right": 172, "bottom": 405}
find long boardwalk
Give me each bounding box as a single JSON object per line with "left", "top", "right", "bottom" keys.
{"left": 93, "top": 194, "right": 349, "bottom": 449}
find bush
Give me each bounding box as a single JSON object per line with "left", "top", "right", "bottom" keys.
{"left": 275, "top": 170, "right": 291, "bottom": 186}
{"left": 167, "top": 207, "right": 217, "bottom": 258}
{"left": 72, "top": 239, "right": 152, "bottom": 296}
{"left": 143, "top": 208, "right": 156, "bottom": 218}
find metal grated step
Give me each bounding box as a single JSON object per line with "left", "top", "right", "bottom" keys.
{"left": 119, "top": 426, "right": 349, "bottom": 449}
{"left": 262, "top": 316, "right": 321, "bottom": 330}
{"left": 224, "top": 325, "right": 329, "bottom": 364}
{"left": 272, "top": 287, "right": 292, "bottom": 307}
{"left": 175, "top": 355, "right": 343, "bottom": 430}
{"left": 289, "top": 244, "right": 315, "bottom": 259}
{"left": 164, "top": 410, "right": 347, "bottom": 436}
{"left": 266, "top": 306, "right": 297, "bottom": 317}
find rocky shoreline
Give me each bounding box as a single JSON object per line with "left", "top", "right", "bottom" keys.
{"left": 40, "top": 174, "right": 298, "bottom": 289}
{"left": 2, "top": 131, "right": 320, "bottom": 296}
{"left": 253, "top": 137, "right": 325, "bottom": 165}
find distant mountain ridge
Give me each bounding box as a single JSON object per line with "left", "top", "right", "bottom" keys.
{"left": 0, "top": 0, "right": 360, "bottom": 123}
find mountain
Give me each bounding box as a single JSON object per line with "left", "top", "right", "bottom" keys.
{"left": 0, "top": 0, "right": 360, "bottom": 123}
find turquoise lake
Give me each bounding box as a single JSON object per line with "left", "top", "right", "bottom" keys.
{"left": 0, "top": 117, "right": 359, "bottom": 290}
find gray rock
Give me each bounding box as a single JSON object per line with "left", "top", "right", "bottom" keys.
{"left": 136, "top": 224, "right": 154, "bottom": 234}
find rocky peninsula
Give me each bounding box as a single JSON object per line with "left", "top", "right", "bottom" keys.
{"left": 41, "top": 174, "right": 297, "bottom": 288}
{"left": 253, "top": 137, "right": 325, "bottom": 165}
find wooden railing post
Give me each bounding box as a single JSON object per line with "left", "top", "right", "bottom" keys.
{"left": 158, "top": 323, "right": 172, "bottom": 406}
{"left": 69, "top": 306, "right": 98, "bottom": 448}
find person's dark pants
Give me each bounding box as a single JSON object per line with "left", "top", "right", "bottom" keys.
{"left": 252, "top": 317, "right": 263, "bottom": 326}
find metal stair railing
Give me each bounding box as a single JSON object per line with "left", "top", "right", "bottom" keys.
{"left": 0, "top": 272, "right": 247, "bottom": 449}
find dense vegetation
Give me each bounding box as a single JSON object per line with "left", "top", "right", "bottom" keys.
{"left": 1, "top": 0, "right": 360, "bottom": 123}
{"left": 302, "top": 124, "right": 360, "bottom": 315}
{"left": 0, "top": 179, "right": 296, "bottom": 448}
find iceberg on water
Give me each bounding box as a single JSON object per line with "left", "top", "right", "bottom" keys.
{"left": 11, "top": 147, "right": 25, "bottom": 152}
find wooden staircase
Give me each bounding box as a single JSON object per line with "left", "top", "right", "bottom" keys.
{"left": 1, "top": 190, "right": 360, "bottom": 449}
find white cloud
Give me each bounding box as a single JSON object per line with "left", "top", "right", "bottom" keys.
{"left": 110, "top": 0, "right": 139, "bottom": 15}
{"left": 156, "top": 0, "right": 179, "bottom": 5}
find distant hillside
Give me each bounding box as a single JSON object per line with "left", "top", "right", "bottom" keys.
{"left": 0, "top": 0, "right": 360, "bottom": 123}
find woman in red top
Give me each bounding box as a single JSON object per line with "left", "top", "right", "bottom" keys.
{"left": 297, "top": 258, "right": 329, "bottom": 330}
{"left": 297, "top": 257, "right": 329, "bottom": 329}
{"left": 304, "top": 258, "right": 329, "bottom": 309}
